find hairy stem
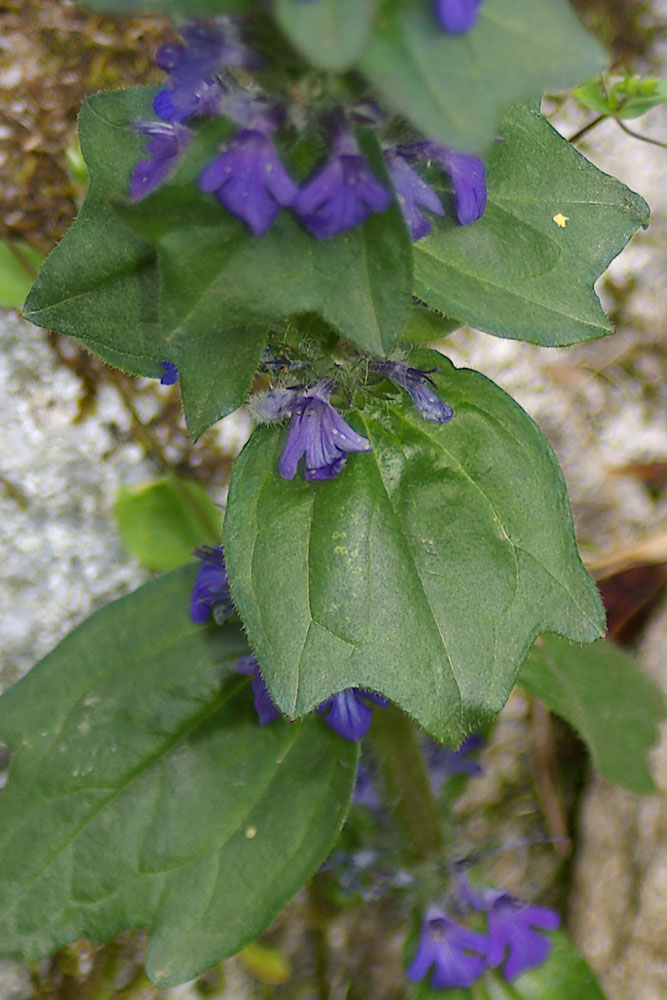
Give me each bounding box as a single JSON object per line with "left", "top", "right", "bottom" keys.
{"left": 370, "top": 707, "right": 444, "bottom": 861}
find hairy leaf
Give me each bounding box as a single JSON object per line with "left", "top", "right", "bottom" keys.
{"left": 0, "top": 568, "right": 357, "bottom": 986}
{"left": 224, "top": 349, "right": 604, "bottom": 742}
{"left": 413, "top": 104, "right": 649, "bottom": 346}
{"left": 520, "top": 635, "right": 664, "bottom": 793}
{"left": 23, "top": 89, "right": 166, "bottom": 379}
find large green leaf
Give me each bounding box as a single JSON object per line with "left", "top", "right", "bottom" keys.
{"left": 520, "top": 635, "right": 664, "bottom": 794}
{"left": 413, "top": 104, "right": 649, "bottom": 346}
{"left": 359, "top": 0, "right": 606, "bottom": 155}
{"left": 274, "top": 0, "right": 380, "bottom": 71}
{"left": 224, "top": 349, "right": 604, "bottom": 742}
{"left": 412, "top": 932, "right": 607, "bottom": 999}
{"left": 23, "top": 89, "right": 166, "bottom": 379}
{"left": 118, "top": 123, "right": 413, "bottom": 358}
{"left": 0, "top": 568, "right": 357, "bottom": 986}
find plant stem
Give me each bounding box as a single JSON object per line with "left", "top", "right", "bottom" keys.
{"left": 370, "top": 707, "right": 444, "bottom": 861}
{"left": 567, "top": 114, "right": 605, "bottom": 143}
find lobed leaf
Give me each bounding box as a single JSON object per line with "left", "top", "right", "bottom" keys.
{"left": 224, "top": 349, "right": 604, "bottom": 742}
{"left": 413, "top": 104, "right": 649, "bottom": 346}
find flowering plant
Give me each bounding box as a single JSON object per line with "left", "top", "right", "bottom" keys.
{"left": 1, "top": 0, "right": 663, "bottom": 996}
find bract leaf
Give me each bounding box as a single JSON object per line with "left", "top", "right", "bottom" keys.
{"left": 224, "top": 349, "right": 604, "bottom": 742}
{"left": 413, "top": 104, "right": 649, "bottom": 346}
{"left": 520, "top": 635, "right": 664, "bottom": 793}
{"left": 0, "top": 568, "right": 357, "bottom": 986}
{"left": 359, "top": 0, "right": 606, "bottom": 154}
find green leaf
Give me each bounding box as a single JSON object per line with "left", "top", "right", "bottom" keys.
{"left": 23, "top": 88, "right": 167, "bottom": 379}
{"left": 359, "top": 0, "right": 606, "bottom": 155}
{"left": 117, "top": 124, "right": 413, "bottom": 358}
{"left": 520, "top": 635, "right": 664, "bottom": 793}
{"left": 0, "top": 242, "right": 44, "bottom": 309}
{"left": 274, "top": 0, "right": 380, "bottom": 71}
{"left": 174, "top": 325, "right": 267, "bottom": 441}
{"left": 412, "top": 933, "right": 608, "bottom": 999}
{"left": 0, "top": 568, "right": 358, "bottom": 986}
{"left": 574, "top": 77, "right": 667, "bottom": 120}
{"left": 413, "top": 104, "right": 649, "bottom": 346}
{"left": 224, "top": 349, "right": 604, "bottom": 742}
{"left": 114, "top": 476, "right": 221, "bottom": 571}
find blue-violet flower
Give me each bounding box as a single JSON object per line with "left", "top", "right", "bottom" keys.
{"left": 434, "top": 0, "right": 483, "bottom": 34}
{"left": 160, "top": 361, "right": 178, "bottom": 385}
{"left": 279, "top": 387, "right": 371, "bottom": 481}
{"left": 129, "top": 120, "right": 191, "bottom": 201}
{"left": 407, "top": 906, "right": 487, "bottom": 989}
{"left": 370, "top": 361, "right": 453, "bottom": 424}
{"left": 295, "top": 130, "right": 392, "bottom": 239}
{"left": 153, "top": 19, "right": 254, "bottom": 122}
{"left": 398, "top": 141, "right": 487, "bottom": 226}
{"left": 190, "top": 546, "right": 233, "bottom": 625}
{"left": 200, "top": 127, "right": 298, "bottom": 236}
{"left": 237, "top": 654, "right": 282, "bottom": 726}
{"left": 484, "top": 892, "right": 560, "bottom": 981}
{"left": 384, "top": 149, "right": 444, "bottom": 240}
{"left": 315, "top": 689, "right": 389, "bottom": 742}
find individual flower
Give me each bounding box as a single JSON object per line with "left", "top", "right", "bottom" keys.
{"left": 398, "top": 141, "right": 487, "bottom": 226}
{"left": 370, "top": 360, "right": 454, "bottom": 424}
{"left": 424, "top": 733, "right": 484, "bottom": 792}
{"left": 189, "top": 546, "right": 233, "bottom": 625}
{"left": 384, "top": 149, "right": 444, "bottom": 240}
{"left": 484, "top": 892, "right": 560, "bottom": 981}
{"left": 200, "top": 126, "right": 298, "bottom": 236}
{"left": 315, "top": 689, "right": 390, "bottom": 742}
{"left": 129, "top": 120, "right": 191, "bottom": 201}
{"left": 160, "top": 361, "right": 178, "bottom": 385}
{"left": 295, "top": 129, "right": 392, "bottom": 239}
{"left": 278, "top": 385, "right": 371, "bottom": 481}
{"left": 434, "top": 0, "right": 483, "bottom": 34}
{"left": 237, "top": 654, "right": 282, "bottom": 725}
{"left": 437, "top": 148, "right": 487, "bottom": 225}
{"left": 153, "top": 19, "right": 256, "bottom": 122}
{"left": 407, "top": 906, "right": 487, "bottom": 989}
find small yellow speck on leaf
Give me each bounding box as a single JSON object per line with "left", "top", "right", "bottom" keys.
{"left": 245, "top": 826, "right": 257, "bottom": 839}
{"left": 553, "top": 212, "right": 569, "bottom": 228}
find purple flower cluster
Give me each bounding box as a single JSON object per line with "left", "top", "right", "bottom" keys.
{"left": 236, "top": 654, "right": 388, "bottom": 741}
{"left": 130, "top": 19, "right": 488, "bottom": 240}
{"left": 408, "top": 876, "right": 560, "bottom": 989}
